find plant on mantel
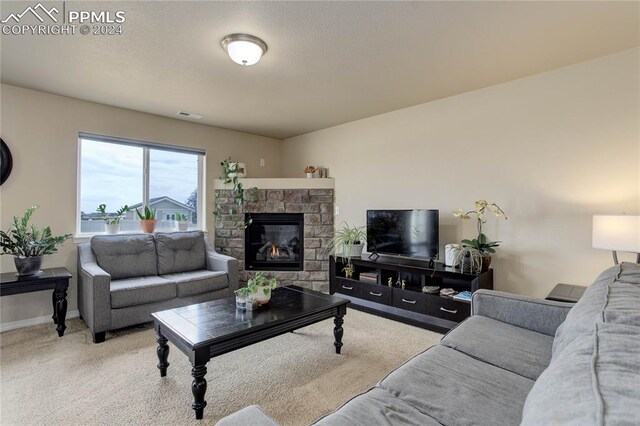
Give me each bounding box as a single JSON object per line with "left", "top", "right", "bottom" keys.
{"left": 213, "top": 157, "right": 258, "bottom": 228}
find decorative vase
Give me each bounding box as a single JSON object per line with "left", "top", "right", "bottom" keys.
{"left": 460, "top": 254, "right": 473, "bottom": 274}
{"left": 306, "top": 173, "right": 314, "bottom": 179}
{"left": 481, "top": 256, "right": 492, "bottom": 272}
{"left": 177, "top": 220, "right": 189, "bottom": 231}
{"left": 252, "top": 286, "right": 272, "bottom": 305}
{"left": 235, "top": 295, "right": 246, "bottom": 310}
{"left": 105, "top": 223, "right": 120, "bottom": 234}
{"left": 445, "top": 244, "right": 460, "bottom": 267}
{"left": 14, "top": 255, "right": 43, "bottom": 276}
{"left": 140, "top": 219, "right": 157, "bottom": 233}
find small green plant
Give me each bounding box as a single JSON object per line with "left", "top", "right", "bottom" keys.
{"left": 327, "top": 222, "right": 367, "bottom": 264}
{"left": 135, "top": 206, "right": 156, "bottom": 220}
{"left": 234, "top": 287, "right": 253, "bottom": 298}
{"left": 97, "top": 204, "right": 129, "bottom": 225}
{"left": 213, "top": 157, "right": 258, "bottom": 229}
{"left": 219, "top": 157, "right": 256, "bottom": 207}
{"left": 247, "top": 272, "right": 278, "bottom": 296}
{"left": 0, "top": 206, "right": 71, "bottom": 257}
{"left": 175, "top": 213, "right": 188, "bottom": 221}
{"left": 453, "top": 246, "right": 483, "bottom": 274}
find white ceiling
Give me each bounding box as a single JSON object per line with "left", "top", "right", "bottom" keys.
{"left": 1, "top": 1, "right": 638, "bottom": 139}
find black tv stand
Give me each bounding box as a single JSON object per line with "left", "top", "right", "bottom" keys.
{"left": 330, "top": 255, "right": 493, "bottom": 332}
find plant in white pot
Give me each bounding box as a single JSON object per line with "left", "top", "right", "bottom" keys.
{"left": 0, "top": 206, "right": 71, "bottom": 275}
{"left": 247, "top": 272, "right": 278, "bottom": 305}
{"left": 328, "top": 222, "right": 367, "bottom": 263}
{"left": 97, "top": 203, "right": 129, "bottom": 234}
{"left": 175, "top": 213, "right": 189, "bottom": 231}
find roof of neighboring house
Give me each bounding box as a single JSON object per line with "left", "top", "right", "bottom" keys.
{"left": 128, "top": 196, "right": 195, "bottom": 212}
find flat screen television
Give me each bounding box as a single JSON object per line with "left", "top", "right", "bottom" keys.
{"left": 367, "top": 210, "right": 439, "bottom": 259}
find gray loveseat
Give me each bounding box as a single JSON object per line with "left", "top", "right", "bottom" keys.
{"left": 217, "top": 262, "right": 640, "bottom": 425}
{"left": 78, "top": 231, "right": 238, "bottom": 343}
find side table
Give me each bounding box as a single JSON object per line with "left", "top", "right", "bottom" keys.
{"left": 0, "top": 267, "right": 72, "bottom": 336}
{"left": 545, "top": 283, "right": 586, "bottom": 304}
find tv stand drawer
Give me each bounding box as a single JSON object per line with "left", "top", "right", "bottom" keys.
{"left": 426, "top": 296, "right": 470, "bottom": 322}
{"left": 360, "top": 285, "right": 392, "bottom": 305}
{"left": 335, "top": 278, "right": 361, "bottom": 297}
{"left": 392, "top": 288, "right": 427, "bottom": 314}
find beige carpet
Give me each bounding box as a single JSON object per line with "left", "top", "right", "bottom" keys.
{"left": 0, "top": 310, "right": 441, "bottom": 425}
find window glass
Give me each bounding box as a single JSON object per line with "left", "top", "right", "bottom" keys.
{"left": 78, "top": 136, "right": 203, "bottom": 234}
{"left": 149, "top": 149, "right": 199, "bottom": 231}
{"left": 80, "top": 140, "right": 143, "bottom": 234}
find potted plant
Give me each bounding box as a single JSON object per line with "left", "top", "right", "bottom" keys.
{"left": 328, "top": 222, "right": 367, "bottom": 263}
{"left": 247, "top": 272, "right": 278, "bottom": 305}
{"left": 234, "top": 287, "right": 252, "bottom": 310}
{"left": 136, "top": 206, "right": 157, "bottom": 233}
{"left": 214, "top": 158, "right": 258, "bottom": 229}
{"left": 454, "top": 200, "right": 507, "bottom": 271}
{"left": 453, "top": 246, "right": 483, "bottom": 274}
{"left": 304, "top": 165, "right": 316, "bottom": 178}
{"left": 175, "top": 213, "right": 189, "bottom": 231}
{"left": 97, "top": 203, "right": 129, "bottom": 234}
{"left": 0, "top": 206, "right": 71, "bottom": 275}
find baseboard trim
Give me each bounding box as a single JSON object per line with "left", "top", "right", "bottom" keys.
{"left": 0, "top": 310, "right": 80, "bottom": 332}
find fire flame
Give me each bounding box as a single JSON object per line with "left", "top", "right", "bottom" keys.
{"left": 270, "top": 245, "right": 280, "bottom": 257}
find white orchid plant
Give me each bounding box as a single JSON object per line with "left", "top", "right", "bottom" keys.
{"left": 454, "top": 200, "right": 507, "bottom": 254}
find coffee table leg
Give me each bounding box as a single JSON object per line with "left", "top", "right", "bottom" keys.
{"left": 191, "top": 364, "right": 208, "bottom": 420}
{"left": 55, "top": 288, "right": 67, "bottom": 337}
{"left": 156, "top": 333, "right": 170, "bottom": 377}
{"left": 334, "top": 314, "right": 344, "bottom": 354}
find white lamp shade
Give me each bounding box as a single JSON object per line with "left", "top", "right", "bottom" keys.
{"left": 592, "top": 215, "right": 640, "bottom": 253}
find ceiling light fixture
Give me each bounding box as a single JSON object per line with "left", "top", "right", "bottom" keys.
{"left": 221, "top": 33, "right": 267, "bottom": 66}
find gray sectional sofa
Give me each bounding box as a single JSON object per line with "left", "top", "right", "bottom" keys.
{"left": 217, "top": 262, "right": 640, "bottom": 425}
{"left": 78, "top": 231, "right": 238, "bottom": 343}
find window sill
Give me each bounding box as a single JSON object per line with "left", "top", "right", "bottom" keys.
{"left": 73, "top": 230, "right": 207, "bottom": 244}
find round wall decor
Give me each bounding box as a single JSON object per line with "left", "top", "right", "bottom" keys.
{"left": 1, "top": 138, "right": 13, "bottom": 185}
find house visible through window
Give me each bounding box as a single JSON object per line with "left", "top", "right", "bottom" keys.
{"left": 78, "top": 133, "right": 204, "bottom": 234}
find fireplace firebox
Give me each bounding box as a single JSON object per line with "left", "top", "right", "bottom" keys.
{"left": 245, "top": 213, "right": 304, "bottom": 271}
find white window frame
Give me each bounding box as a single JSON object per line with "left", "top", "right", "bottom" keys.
{"left": 76, "top": 133, "right": 206, "bottom": 237}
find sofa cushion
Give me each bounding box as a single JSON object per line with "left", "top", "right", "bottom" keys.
{"left": 110, "top": 276, "right": 176, "bottom": 309}
{"left": 378, "top": 345, "right": 534, "bottom": 426}
{"left": 553, "top": 262, "right": 640, "bottom": 358}
{"left": 521, "top": 322, "right": 640, "bottom": 425}
{"left": 313, "top": 387, "right": 441, "bottom": 426}
{"left": 91, "top": 234, "right": 158, "bottom": 280}
{"left": 162, "top": 270, "right": 228, "bottom": 297}
{"left": 441, "top": 315, "right": 554, "bottom": 380}
{"left": 216, "top": 405, "right": 279, "bottom": 426}
{"left": 155, "top": 231, "right": 206, "bottom": 275}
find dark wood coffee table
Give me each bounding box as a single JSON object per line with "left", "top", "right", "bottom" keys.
{"left": 151, "top": 285, "right": 349, "bottom": 420}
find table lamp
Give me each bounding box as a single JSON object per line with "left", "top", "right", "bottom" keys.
{"left": 592, "top": 215, "right": 640, "bottom": 264}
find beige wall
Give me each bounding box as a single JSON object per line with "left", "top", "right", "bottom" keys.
{"left": 0, "top": 84, "right": 282, "bottom": 327}
{"left": 282, "top": 49, "right": 640, "bottom": 297}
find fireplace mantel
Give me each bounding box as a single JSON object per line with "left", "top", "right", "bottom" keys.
{"left": 213, "top": 178, "right": 334, "bottom": 190}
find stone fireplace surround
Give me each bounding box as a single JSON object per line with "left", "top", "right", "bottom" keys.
{"left": 214, "top": 179, "right": 335, "bottom": 293}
